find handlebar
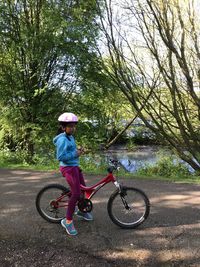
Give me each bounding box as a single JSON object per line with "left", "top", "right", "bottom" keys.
{"left": 107, "top": 159, "right": 120, "bottom": 173}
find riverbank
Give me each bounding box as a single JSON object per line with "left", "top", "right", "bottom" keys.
{"left": 0, "top": 162, "right": 199, "bottom": 184}
{"left": 0, "top": 147, "right": 199, "bottom": 184}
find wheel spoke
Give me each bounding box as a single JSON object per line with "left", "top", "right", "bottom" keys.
{"left": 36, "top": 184, "right": 70, "bottom": 223}
{"left": 108, "top": 187, "right": 150, "bottom": 229}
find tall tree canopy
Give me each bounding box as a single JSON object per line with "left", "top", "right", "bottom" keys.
{"left": 97, "top": 0, "right": 200, "bottom": 172}
{"left": 0, "top": 0, "right": 99, "bottom": 161}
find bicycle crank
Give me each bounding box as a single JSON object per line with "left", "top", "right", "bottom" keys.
{"left": 78, "top": 198, "right": 93, "bottom": 213}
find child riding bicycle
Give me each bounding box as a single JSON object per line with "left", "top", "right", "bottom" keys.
{"left": 53, "top": 112, "right": 93, "bottom": 236}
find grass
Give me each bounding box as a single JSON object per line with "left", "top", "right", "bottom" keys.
{"left": 0, "top": 150, "right": 58, "bottom": 171}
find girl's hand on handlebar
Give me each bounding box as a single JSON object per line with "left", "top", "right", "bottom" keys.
{"left": 77, "top": 147, "right": 85, "bottom": 156}
{"left": 77, "top": 147, "right": 91, "bottom": 156}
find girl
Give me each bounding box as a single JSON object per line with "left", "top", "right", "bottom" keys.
{"left": 53, "top": 112, "right": 93, "bottom": 236}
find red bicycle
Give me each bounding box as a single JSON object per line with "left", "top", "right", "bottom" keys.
{"left": 36, "top": 160, "right": 150, "bottom": 229}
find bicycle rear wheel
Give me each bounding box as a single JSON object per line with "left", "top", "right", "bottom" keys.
{"left": 107, "top": 186, "right": 150, "bottom": 229}
{"left": 36, "top": 184, "right": 70, "bottom": 223}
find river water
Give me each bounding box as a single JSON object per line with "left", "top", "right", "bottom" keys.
{"left": 83, "top": 145, "right": 195, "bottom": 173}
{"left": 102, "top": 145, "right": 165, "bottom": 172}
{"left": 93, "top": 145, "right": 195, "bottom": 173}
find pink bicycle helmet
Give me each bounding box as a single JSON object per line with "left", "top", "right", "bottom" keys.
{"left": 58, "top": 112, "right": 78, "bottom": 123}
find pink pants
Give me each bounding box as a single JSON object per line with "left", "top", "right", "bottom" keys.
{"left": 59, "top": 166, "right": 86, "bottom": 220}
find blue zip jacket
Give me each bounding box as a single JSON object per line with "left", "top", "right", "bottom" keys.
{"left": 53, "top": 133, "right": 79, "bottom": 166}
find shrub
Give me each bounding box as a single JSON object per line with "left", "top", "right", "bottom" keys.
{"left": 137, "top": 154, "right": 191, "bottom": 178}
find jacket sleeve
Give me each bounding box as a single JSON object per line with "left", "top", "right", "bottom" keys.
{"left": 56, "top": 137, "right": 78, "bottom": 162}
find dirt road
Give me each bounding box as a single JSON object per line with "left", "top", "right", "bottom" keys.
{"left": 0, "top": 169, "right": 200, "bottom": 267}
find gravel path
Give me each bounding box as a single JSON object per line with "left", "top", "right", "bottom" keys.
{"left": 0, "top": 169, "right": 200, "bottom": 267}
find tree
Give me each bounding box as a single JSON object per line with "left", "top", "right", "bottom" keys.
{"left": 73, "top": 75, "right": 132, "bottom": 149}
{"left": 0, "top": 0, "right": 99, "bottom": 162}
{"left": 97, "top": 0, "right": 200, "bottom": 172}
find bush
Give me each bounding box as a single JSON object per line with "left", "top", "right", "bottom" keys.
{"left": 0, "top": 148, "right": 58, "bottom": 170}
{"left": 137, "top": 154, "right": 191, "bottom": 178}
{"left": 79, "top": 153, "right": 108, "bottom": 174}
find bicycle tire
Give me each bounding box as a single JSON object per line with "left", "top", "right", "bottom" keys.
{"left": 35, "top": 184, "right": 70, "bottom": 223}
{"left": 107, "top": 186, "right": 150, "bottom": 229}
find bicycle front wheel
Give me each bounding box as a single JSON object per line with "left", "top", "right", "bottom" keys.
{"left": 36, "top": 184, "right": 70, "bottom": 223}
{"left": 107, "top": 186, "right": 150, "bottom": 229}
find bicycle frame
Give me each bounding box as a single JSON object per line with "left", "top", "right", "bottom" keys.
{"left": 54, "top": 172, "right": 118, "bottom": 208}
{"left": 80, "top": 172, "right": 117, "bottom": 199}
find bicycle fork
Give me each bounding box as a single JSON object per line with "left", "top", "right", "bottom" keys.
{"left": 114, "top": 181, "right": 131, "bottom": 211}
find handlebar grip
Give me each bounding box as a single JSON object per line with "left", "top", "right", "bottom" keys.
{"left": 109, "top": 159, "right": 119, "bottom": 164}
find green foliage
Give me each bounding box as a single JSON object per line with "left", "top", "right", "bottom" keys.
{"left": 0, "top": 149, "right": 109, "bottom": 173}
{"left": 137, "top": 154, "right": 191, "bottom": 178}
{"left": 0, "top": 148, "right": 57, "bottom": 170}
{"left": 74, "top": 121, "right": 104, "bottom": 150}
{"left": 79, "top": 153, "right": 108, "bottom": 174}
{"left": 0, "top": 0, "right": 102, "bottom": 162}
{"left": 125, "top": 139, "right": 136, "bottom": 151}
{"left": 73, "top": 68, "right": 133, "bottom": 149}
{"left": 0, "top": 149, "right": 26, "bottom": 166}
{"left": 0, "top": 0, "right": 138, "bottom": 163}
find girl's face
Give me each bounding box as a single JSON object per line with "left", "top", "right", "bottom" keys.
{"left": 64, "top": 123, "right": 77, "bottom": 135}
